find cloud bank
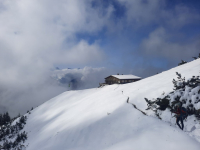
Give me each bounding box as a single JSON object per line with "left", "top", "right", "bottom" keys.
{"left": 52, "top": 67, "right": 110, "bottom": 90}
{"left": 0, "top": 0, "right": 112, "bottom": 116}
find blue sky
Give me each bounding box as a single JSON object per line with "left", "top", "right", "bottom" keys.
{"left": 67, "top": 0, "right": 200, "bottom": 77}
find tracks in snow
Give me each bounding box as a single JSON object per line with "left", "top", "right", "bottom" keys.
{"left": 126, "top": 96, "right": 147, "bottom": 116}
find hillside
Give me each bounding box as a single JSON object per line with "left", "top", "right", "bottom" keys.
{"left": 19, "top": 59, "right": 200, "bottom": 149}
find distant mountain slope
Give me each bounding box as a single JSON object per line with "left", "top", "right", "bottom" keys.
{"left": 23, "top": 59, "right": 200, "bottom": 150}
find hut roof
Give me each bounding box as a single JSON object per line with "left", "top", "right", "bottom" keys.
{"left": 105, "top": 74, "right": 141, "bottom": 79}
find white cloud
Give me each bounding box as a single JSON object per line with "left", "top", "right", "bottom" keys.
{"left": 0, "top": 0, "right": 113, "bottom": 116}
{"left": 117, "top": 0, "right": 162, "bottom": 25}
{"left": 53, "top": 66, "right": 110, "bottom": 90}
{"left": 61, "top": 40, "right": 105, "bottom": 65}
{"left": 0, "top": 0, "right": 110, "bottom": 67}
{"left": 161, "top": 5, "right": 200, "bottom": 28}
{"left": 140, "top": 27, "right": 200, "bottom": 60}
{"left": 116, "top": 0, "right": 200, "bottom": 28}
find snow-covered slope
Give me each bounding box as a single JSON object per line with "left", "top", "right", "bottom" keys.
{"left": 23, "top": 59, "right": 200, "bottom": 150}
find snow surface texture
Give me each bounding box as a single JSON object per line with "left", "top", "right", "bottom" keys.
{"left": 111, "top": 75, "right": 141, "bottom": 79}
{"left": 22, "top": 59, "right": 200, "bottom": 150}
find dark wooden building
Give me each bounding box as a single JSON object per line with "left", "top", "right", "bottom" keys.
{"left": 104, "top": 74, "right": 141, "bottom": 85}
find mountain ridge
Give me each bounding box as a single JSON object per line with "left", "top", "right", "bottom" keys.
{"left": 21, "top": 59, "right": 200, "bottom": 149}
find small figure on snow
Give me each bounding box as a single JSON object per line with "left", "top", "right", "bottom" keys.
{"left": 172, "top": 102, "right": 187, "bottom": 130}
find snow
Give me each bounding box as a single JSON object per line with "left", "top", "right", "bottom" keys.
{"left": 110, "top": 74, "right": 141, "bottom": 79}
{"left": 22, "top": 59, "right": 200, "bottom": 150}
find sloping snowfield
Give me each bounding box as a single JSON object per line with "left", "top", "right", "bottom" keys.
{"left": 23, "top": 59, "right": 200, "bottom": 150}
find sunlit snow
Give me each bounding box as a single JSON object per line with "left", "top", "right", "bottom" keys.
{"left": 22, "top": 59, "right": 200, "bottom": 150}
